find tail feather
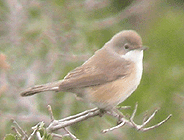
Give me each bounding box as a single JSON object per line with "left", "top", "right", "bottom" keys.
{"left": 20, "top": 80, "right": 62, "bottom": 96}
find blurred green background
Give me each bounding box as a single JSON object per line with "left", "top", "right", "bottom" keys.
{"left": 0, "top": 0, "right": 184, "bottom": 139}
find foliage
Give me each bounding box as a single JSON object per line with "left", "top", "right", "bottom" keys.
{"left": 0, "top": 0, "right": 184, "bottom": 139}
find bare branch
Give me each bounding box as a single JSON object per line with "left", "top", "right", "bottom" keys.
{"left": 47, "top": 108, "right": 100, "bottom": 132}
{"left": 117, "top": 105, "right": 131, "bottom": 110}
{"left": 64, "top": 128, "right": 79, "bottom": 140}
{"left": 130, "top": 102, "right": 138, "bottom": 122}
{"left": 46, "top": 103, "right": 172, "bottom": 137}
{"left": 141, "top": 109, "right": 159, "bottom": 128}
{"left": 28, "top": 129, "right": 37, "bottom": 140}
{"left": 140, "top": 114, "right": 172, "bottom": 132}
{"left": 59, "top": 107, "right": 98, "bottom": 122}
{"left": 36, "top": 132, "right": 42, "bottom": 140}
{"left": 28, "top": 122, "right": 43, "bottom": 140}
{"left": 52, "top": 133, "right": 64, "bottom": 138}
{"left": 12, "top": 103, "right": 172, "bottom": 139}
{"left": 11, "top": 126, "right": 22, "bottom": 137}
{"left": 11, "top": 119, "right": 28, "bottom": 139}
{"left": 102, "top": 121, "right": 126, "bottom": 133}
{"left": 142, "top": 110, "right": 148, "bottom": 123}
{"left": 101, "top": 103, "right": 172, "bottom": 133}
{"left": 47, "top": 105, "right": 54, "bottom": 122}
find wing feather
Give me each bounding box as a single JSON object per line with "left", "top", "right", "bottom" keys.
{"left": 59, "top": 48, "right": 132, "bottom": 91}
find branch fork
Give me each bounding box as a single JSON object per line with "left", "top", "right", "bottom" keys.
{"left": 46, "top": 103, "right": 172, "bottom": 138}
{"left": 12, "top": 103, "right": 172, "bottom": 140}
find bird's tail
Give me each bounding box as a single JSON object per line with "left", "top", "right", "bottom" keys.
{"left": 20, "top": 80, "right": 62, "bottom": 96}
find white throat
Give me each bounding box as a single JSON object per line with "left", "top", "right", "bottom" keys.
{"left": 122, "top": 50, "right": 143, "bottom": 79}
{"left": 121, "top": 50, "right": 144, "bottom": 99}
{"left": 122, "top": 50, "right": 143, "bottom": 63}
{"left": 124, "top": 49, "right": 143, "bottom": 78}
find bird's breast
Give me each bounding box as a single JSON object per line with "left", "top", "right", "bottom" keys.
{"left": 85, "top": 61, "right": 143, "bottom": 109}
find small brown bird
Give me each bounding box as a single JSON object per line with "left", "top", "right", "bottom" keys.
{"left": 20, "top": 30, "right": 146, "bottom": 110}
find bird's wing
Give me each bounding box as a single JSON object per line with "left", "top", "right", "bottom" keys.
{"left": 59, "top": 49, "right": 132, "bottom": 91}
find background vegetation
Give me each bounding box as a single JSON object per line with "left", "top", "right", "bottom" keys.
{"left": 0, "top": 0, "right": 184, "bottom": 139}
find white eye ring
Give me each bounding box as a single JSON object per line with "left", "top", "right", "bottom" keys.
{"left": 124, "top": 44, "right": 129, "bottom": 49}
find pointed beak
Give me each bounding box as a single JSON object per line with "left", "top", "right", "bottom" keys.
{"left": 139, "top": 46, "right": 148, "bottom": 51}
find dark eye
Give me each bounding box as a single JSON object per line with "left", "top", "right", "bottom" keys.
{"left": 124, "top": 44, "right": 129, "bottom": 49}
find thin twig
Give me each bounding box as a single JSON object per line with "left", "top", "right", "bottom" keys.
{"left": 12, "top": 119, "right": 28, "bottom": 138}
{"left": 52, "top": 133, "right": 64, "bottom": 138}
{"left": 28, "top": 122, "right": 43, "bottom": 140}
{"left": 59, "top": 107, "right": 98, "bottom": 122}
{"left": 140, "top": 109, "right": 159, "bottom": 128}
{"left": 11, "top": 126, "right": 22, "bottom": 137}
{"left": 102, "top": 121, "right": 126, "bottom": 133}
{"left": 28, "top": 128, "right": 37, "bottom": 140}
{"left": 130, "top": 102, "right": 138, "bottom": 121}
{"left": 117, "top": 106, "right": 131, "bottom": 110}
{"left": 64, "top": 128, "right": 79, "bottom": 140}
{"left": 142, "top": 110, "right": 148, "bottom": 123}
{"left": 141, "top": 114, "right": 172, "bottom": 131}
{"left": 36, "top": 131, "right": 42, "bottom": 140}
{"left": 47, "top": 105, "right": 54, "bottom": 121}
{"left": 101, "top": 103, "right": 172, "bottom": 133}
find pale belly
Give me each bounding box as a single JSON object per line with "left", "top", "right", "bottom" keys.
{"left": 85, "top": 62, "right": 143, "bottom": 109}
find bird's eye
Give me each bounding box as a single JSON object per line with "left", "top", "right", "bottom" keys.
{"left": 124, "top": 44, "right": 129, "bottom": 49}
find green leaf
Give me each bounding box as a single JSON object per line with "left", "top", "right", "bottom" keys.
{"left": 3, "top": 134, "right": 17, "bottom": 140}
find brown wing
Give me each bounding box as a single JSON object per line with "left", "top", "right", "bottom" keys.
{"left": 59, "top": 48, "right": 132, "bottom": 91}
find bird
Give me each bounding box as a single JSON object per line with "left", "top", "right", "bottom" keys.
{"left": 20, "top": 30, "right": 146, "bottom": 110}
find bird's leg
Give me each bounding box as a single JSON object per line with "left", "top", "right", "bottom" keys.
{"left": 99, "top": 109, "right": 107, "bottom": 117}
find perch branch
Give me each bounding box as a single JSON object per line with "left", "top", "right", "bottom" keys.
{"left": 12, "top": 103, "right": 172, "bottom": 139}
{"left": 46, "top": 103, "right": 172, "bottom": 136}
{"left": 103, "top": 103, "right": 172, "bottom": 133}
{"left": 47, "top": 107, "right": 100, "bottom": 132}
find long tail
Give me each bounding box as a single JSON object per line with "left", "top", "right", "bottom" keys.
{"left": 20, "top": 80, "right": 63, "bottom": 96}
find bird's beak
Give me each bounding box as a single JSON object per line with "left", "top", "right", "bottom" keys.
{"left": 139, "top": 46, "right": 148, "bottom": 51}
